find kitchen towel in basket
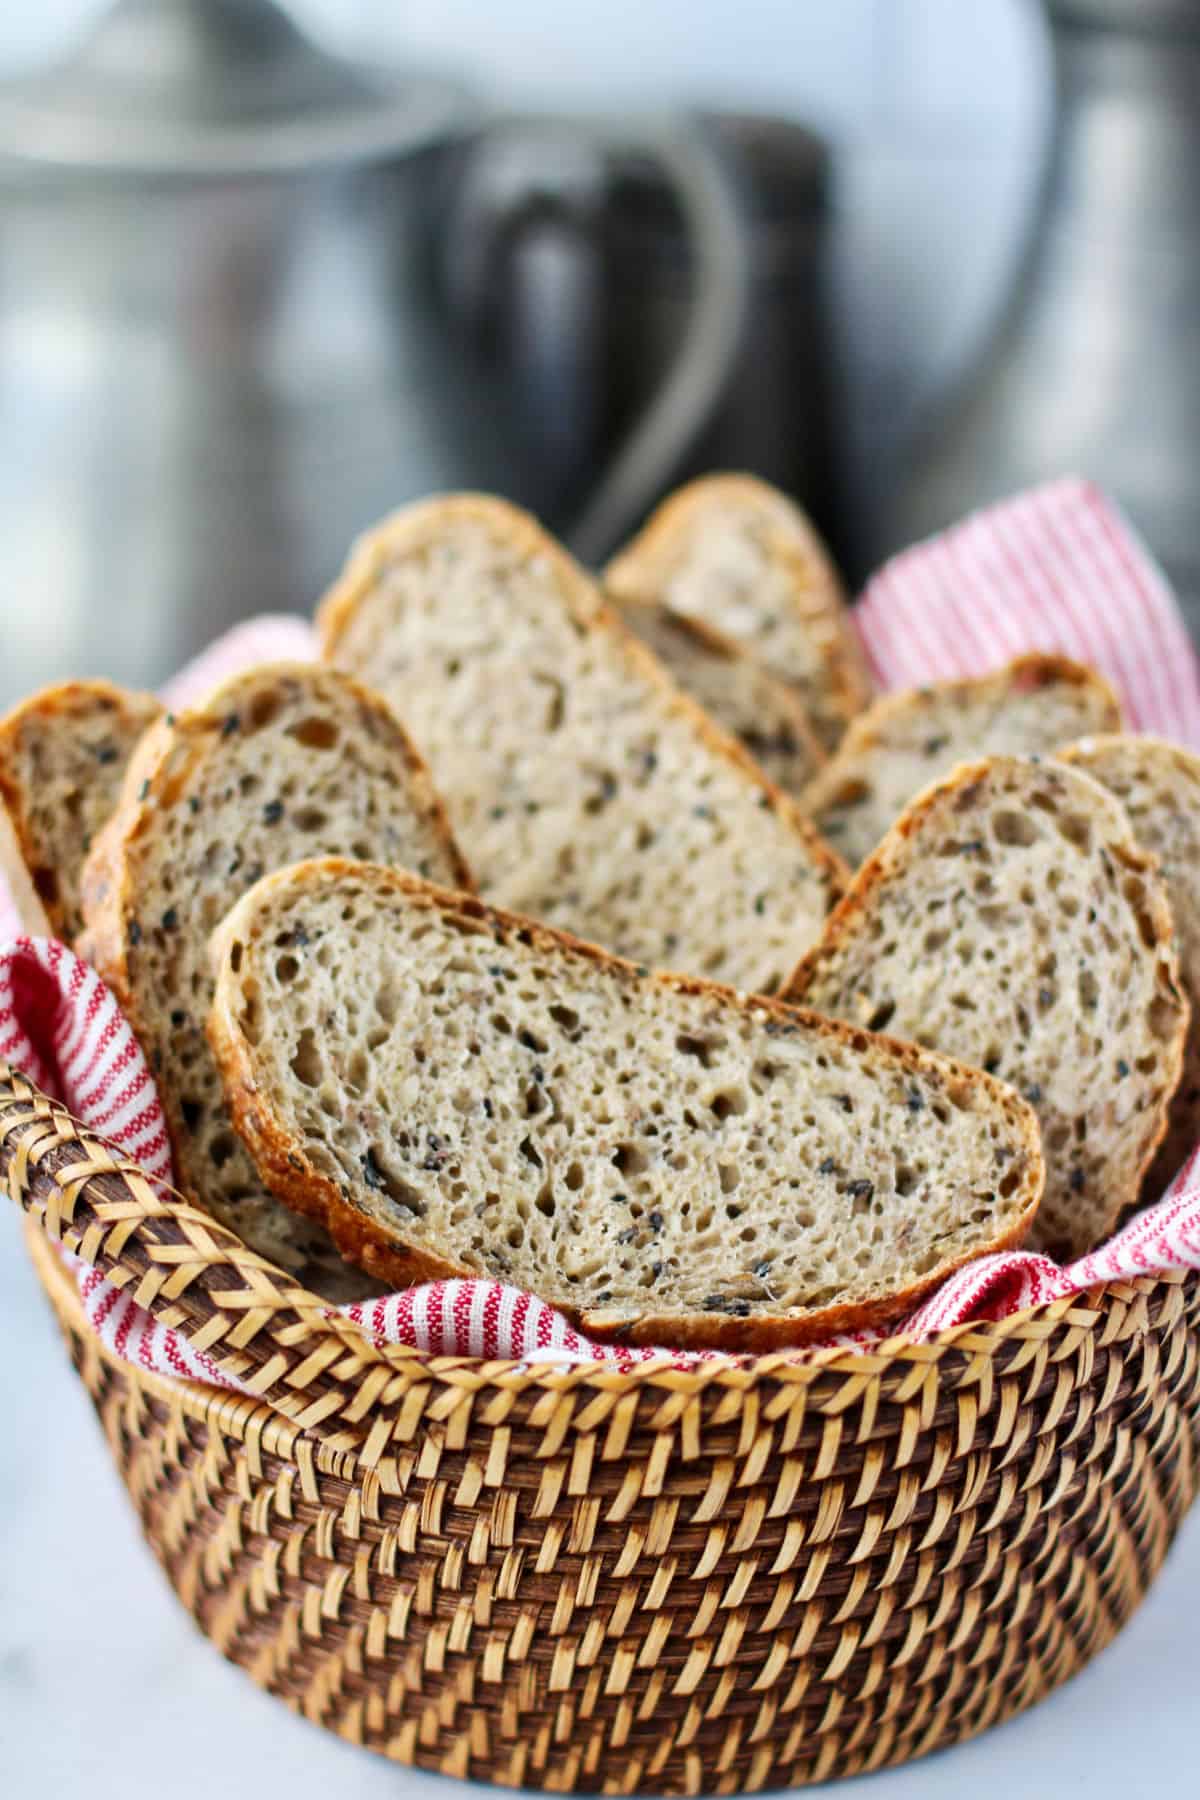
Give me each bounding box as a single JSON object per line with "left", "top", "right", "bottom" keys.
{"left": 4, "top": 476, "right": 1200, "bottom": 1383}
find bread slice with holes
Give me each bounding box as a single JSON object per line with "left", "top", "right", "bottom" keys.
{"left": 801, "top": 656, "right": 1124, "bottom": 866}
{"left": 208, "top": 857, "right": 1044, "bottom": 1351}
{"left": 0, "top": 680, "right": 162, "bottom": 939}
{"left": 1059, "top": 735, "right": 1200, "bottom": 1194}
{"left": 318, "top": 494, "right": 847, "bottom": 994}
{"left": 604, "top": 473, "right": 872, "bottom": 750}
{"left": 785, "top": 756, "right": 1188, "bottom": 1261}
{"left": 78, "top": 663, "right": 472, "bottom": 1295}
{"left": 612, "top": 599, "right": 825, "bottom": 799}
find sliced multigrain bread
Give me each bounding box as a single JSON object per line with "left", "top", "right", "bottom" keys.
{"left": 208, "top": 859, "right": 1043, "bottom": 1351}
{"left": 78, "top": 663, "right": 472, "bottom": 1295}
{"left": 801, "top": 656, "right": 1124, "bottom": 867}
{"left": 613, "top": 598, "right": 825, "bottom": 799}
{"left": 785, "top": 755, "right": 1189, "bottom": 1262}
{"left": 1059, "top": 735, "right": 1200, "bottom": 1193}
{"left": 0, "top": 800, "right": 50, "bottom": 934}
{"left": 318, "top": 494, "right": 847, "bottom": 993}
{"left": 0, "top": 680, "right": 162, "bottom": 939}
{"left": 604, "top": 473, "right": 872, "bottom": 750}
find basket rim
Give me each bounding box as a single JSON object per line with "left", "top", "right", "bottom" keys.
{"left": 25, "top": 1214, "right": 1195, "bottom": 1452}
{"left": 8, "top": 1063, "right": 1197, "bottom": 1436}
{"left": 26, "top": 1211, "right": 1193, "bottom": 1396}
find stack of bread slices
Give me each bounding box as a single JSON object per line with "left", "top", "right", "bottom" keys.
{"left": 1, "top": 477, "right": 1192, "bottom": 1349}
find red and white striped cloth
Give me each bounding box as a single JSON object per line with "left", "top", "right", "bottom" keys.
{"left": 4, "top": 476, "right": 1200, "bottom": 1385}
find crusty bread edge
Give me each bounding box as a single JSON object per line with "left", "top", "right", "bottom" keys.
{"left": 77, "top": 661, "right": 477, "bottom": 1202}
{"left": 601, "top": 471, "right": 874, "bottom": 735}
{"left": 207, "top": 855, "right": 1045, "bottom": 1353}
{"left": 0, "top": 798, "right": 51, "bottom": 934}
{"left": 1057, "top": 732, "right": 1200, "bottom": 779}
{"left": 1057, "top": 732, "right": 1200, "bottom": 1197}
{"left": 0, "top": 678, "right": 161, "bottom": 938}
{"left": 800, "top": 653, "right": 1125, "bottom": 825}
{"left": 785, "top": 753, "right": 1190, "bottom": 1245}
{"left": 316, "top": 491, "right": 850, "bottom": 924}
{"left": 612, "top": 595, "right": 828, "bottom": 777}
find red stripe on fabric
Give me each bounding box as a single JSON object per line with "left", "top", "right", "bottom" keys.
{"left": 1021, "top": 486, "right": 1150, "bottom": 719}
{"left": 1082, "top": 484, "right": 1200, "bottom": 736}
{"left": 481, "top": 1285, "right": 502, "bottom": 1359}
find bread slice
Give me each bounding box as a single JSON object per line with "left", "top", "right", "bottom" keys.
{"left": 1059, "top": 735, "right": 1200, "bottom": 1194}
{"left": 0, "top": 680, "right": 162, "bottom": 939}
{"left": 604, "top": 473, "right": 872, "bottom": 750}
{"left": 318, "top": 494, "right": 847, "bottom": 994}
{"left": 208, "top": 858, "right": 1043, "bottom": 1350}
{"left": 78, "top": 663, "right": 472, "bottom": 1295}
{"left": 802, "top": 656, "right": 1124, "bottom": 867}
{"left": 785, "top": 756, "right": 1188, "bottom": 1261}
{"left": 0, "top": 801, "right": 51, "bottom": 935}
{"left": 613, "top": 598, "right": 825, "bottom": 799}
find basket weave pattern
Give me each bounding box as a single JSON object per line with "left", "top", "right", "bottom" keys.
{"left": 5, "top": 1064, "right": 1200, "bottom": 1792}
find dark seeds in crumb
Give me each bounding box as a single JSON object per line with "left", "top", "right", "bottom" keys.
{"left": 221, "top": 713, "right": 240, "bottom": 738}
{"left": 169, "top": 1009, "right": 186, "bottom": 1028}
{"left": 262, "top": 800, "right": 284, "bottom": 825}
{"left": 1070, "top": 1167, "right": 1086, "bottom": 1193}
{"left": 361, "top": 1148, "right": 387, "bottom": 1191}
{"left": 846, "top": 1179, "right": 875, "bottom": 1202}
{"left": 818, "top": 1157, "right": 837, "bottom": 1175}
{"left": 180, "top": 1099, "right": 201, "bottom": 1132}
{"left": 1025, "top": 1082, "right": 1043, "bottom": 1103}
{"left": 128, "top": 919, "right": 142, "bottom": 945}
{"left": 137, "top": 779, "right": 150, "bottom": 801}
{"left": 161, "top": 907, "right": 179, "bottom": 931}
{"left": 1117, "top": 1058, "right": 1130, "bottom": 1078}
{"left": 94, "top": 744, "right": 119, "bottom": 766}
{"left": 704, "top": 1295, "right": 751, "bottom": 1317}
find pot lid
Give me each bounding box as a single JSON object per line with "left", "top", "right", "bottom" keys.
{"left": 0, "top": 0, "right": 472, "bottom": 176}
{"left": 1045, "top": 0, "right": 1200, "bottom": 32}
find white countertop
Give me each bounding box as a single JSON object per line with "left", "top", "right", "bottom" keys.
{"left": 2, "top": 1206, "right": 1196, "bottom": 1799}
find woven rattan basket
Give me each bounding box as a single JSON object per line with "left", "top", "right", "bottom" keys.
{"left": 5, "top": 1062, "right": 1200, "bottom": 1792}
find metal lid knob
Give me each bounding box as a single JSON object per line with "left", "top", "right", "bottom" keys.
{"left": 0, "top": 0, "right": 469, "bottom": 175}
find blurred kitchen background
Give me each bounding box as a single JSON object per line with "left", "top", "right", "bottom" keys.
{"left": 4, "top": 0, "right": 1197, "bottom": 705}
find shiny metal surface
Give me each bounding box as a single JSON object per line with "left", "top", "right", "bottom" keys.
{"left": 888, "top": 2, "right": 1200, "bottom": 632}
{"left": 593, "top": 116, "right": 840, "bottom": 557}
{"left": 0, "top": 1, "right": 746, "bottom": 704}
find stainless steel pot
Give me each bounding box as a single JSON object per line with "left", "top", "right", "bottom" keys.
{"left": 0, "top": 0, "right": 746, "bottom": 701}
{"left": 886, "top": 0, "right": 1200, "bottom": 635}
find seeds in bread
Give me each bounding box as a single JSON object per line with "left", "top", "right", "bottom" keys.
{"left": 802, "top": 656, "right": 1124, "bottom": 866}
{"left": 1059, "top": 735, "right": 1200, "bottom": 1193}
{"left": 785, "top": 755, "right": 1188, "bottom": 1261}
{"left": 604, "top": 473, "right": 872, "bottom": 750}
{"left": 0, "top": 680, "right": 162, "bottom": 939}
{"left": 78, "top": 663, "right": 472, "bottom": 1295}
{"left": 613, "top": 598, "right": 825, "bottom": 798}
{"left": 319, "top": 494, "right": 847, "bottom": 994}
{"left": 208, "top": 858, "right": 1044, "bottom": 1351}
